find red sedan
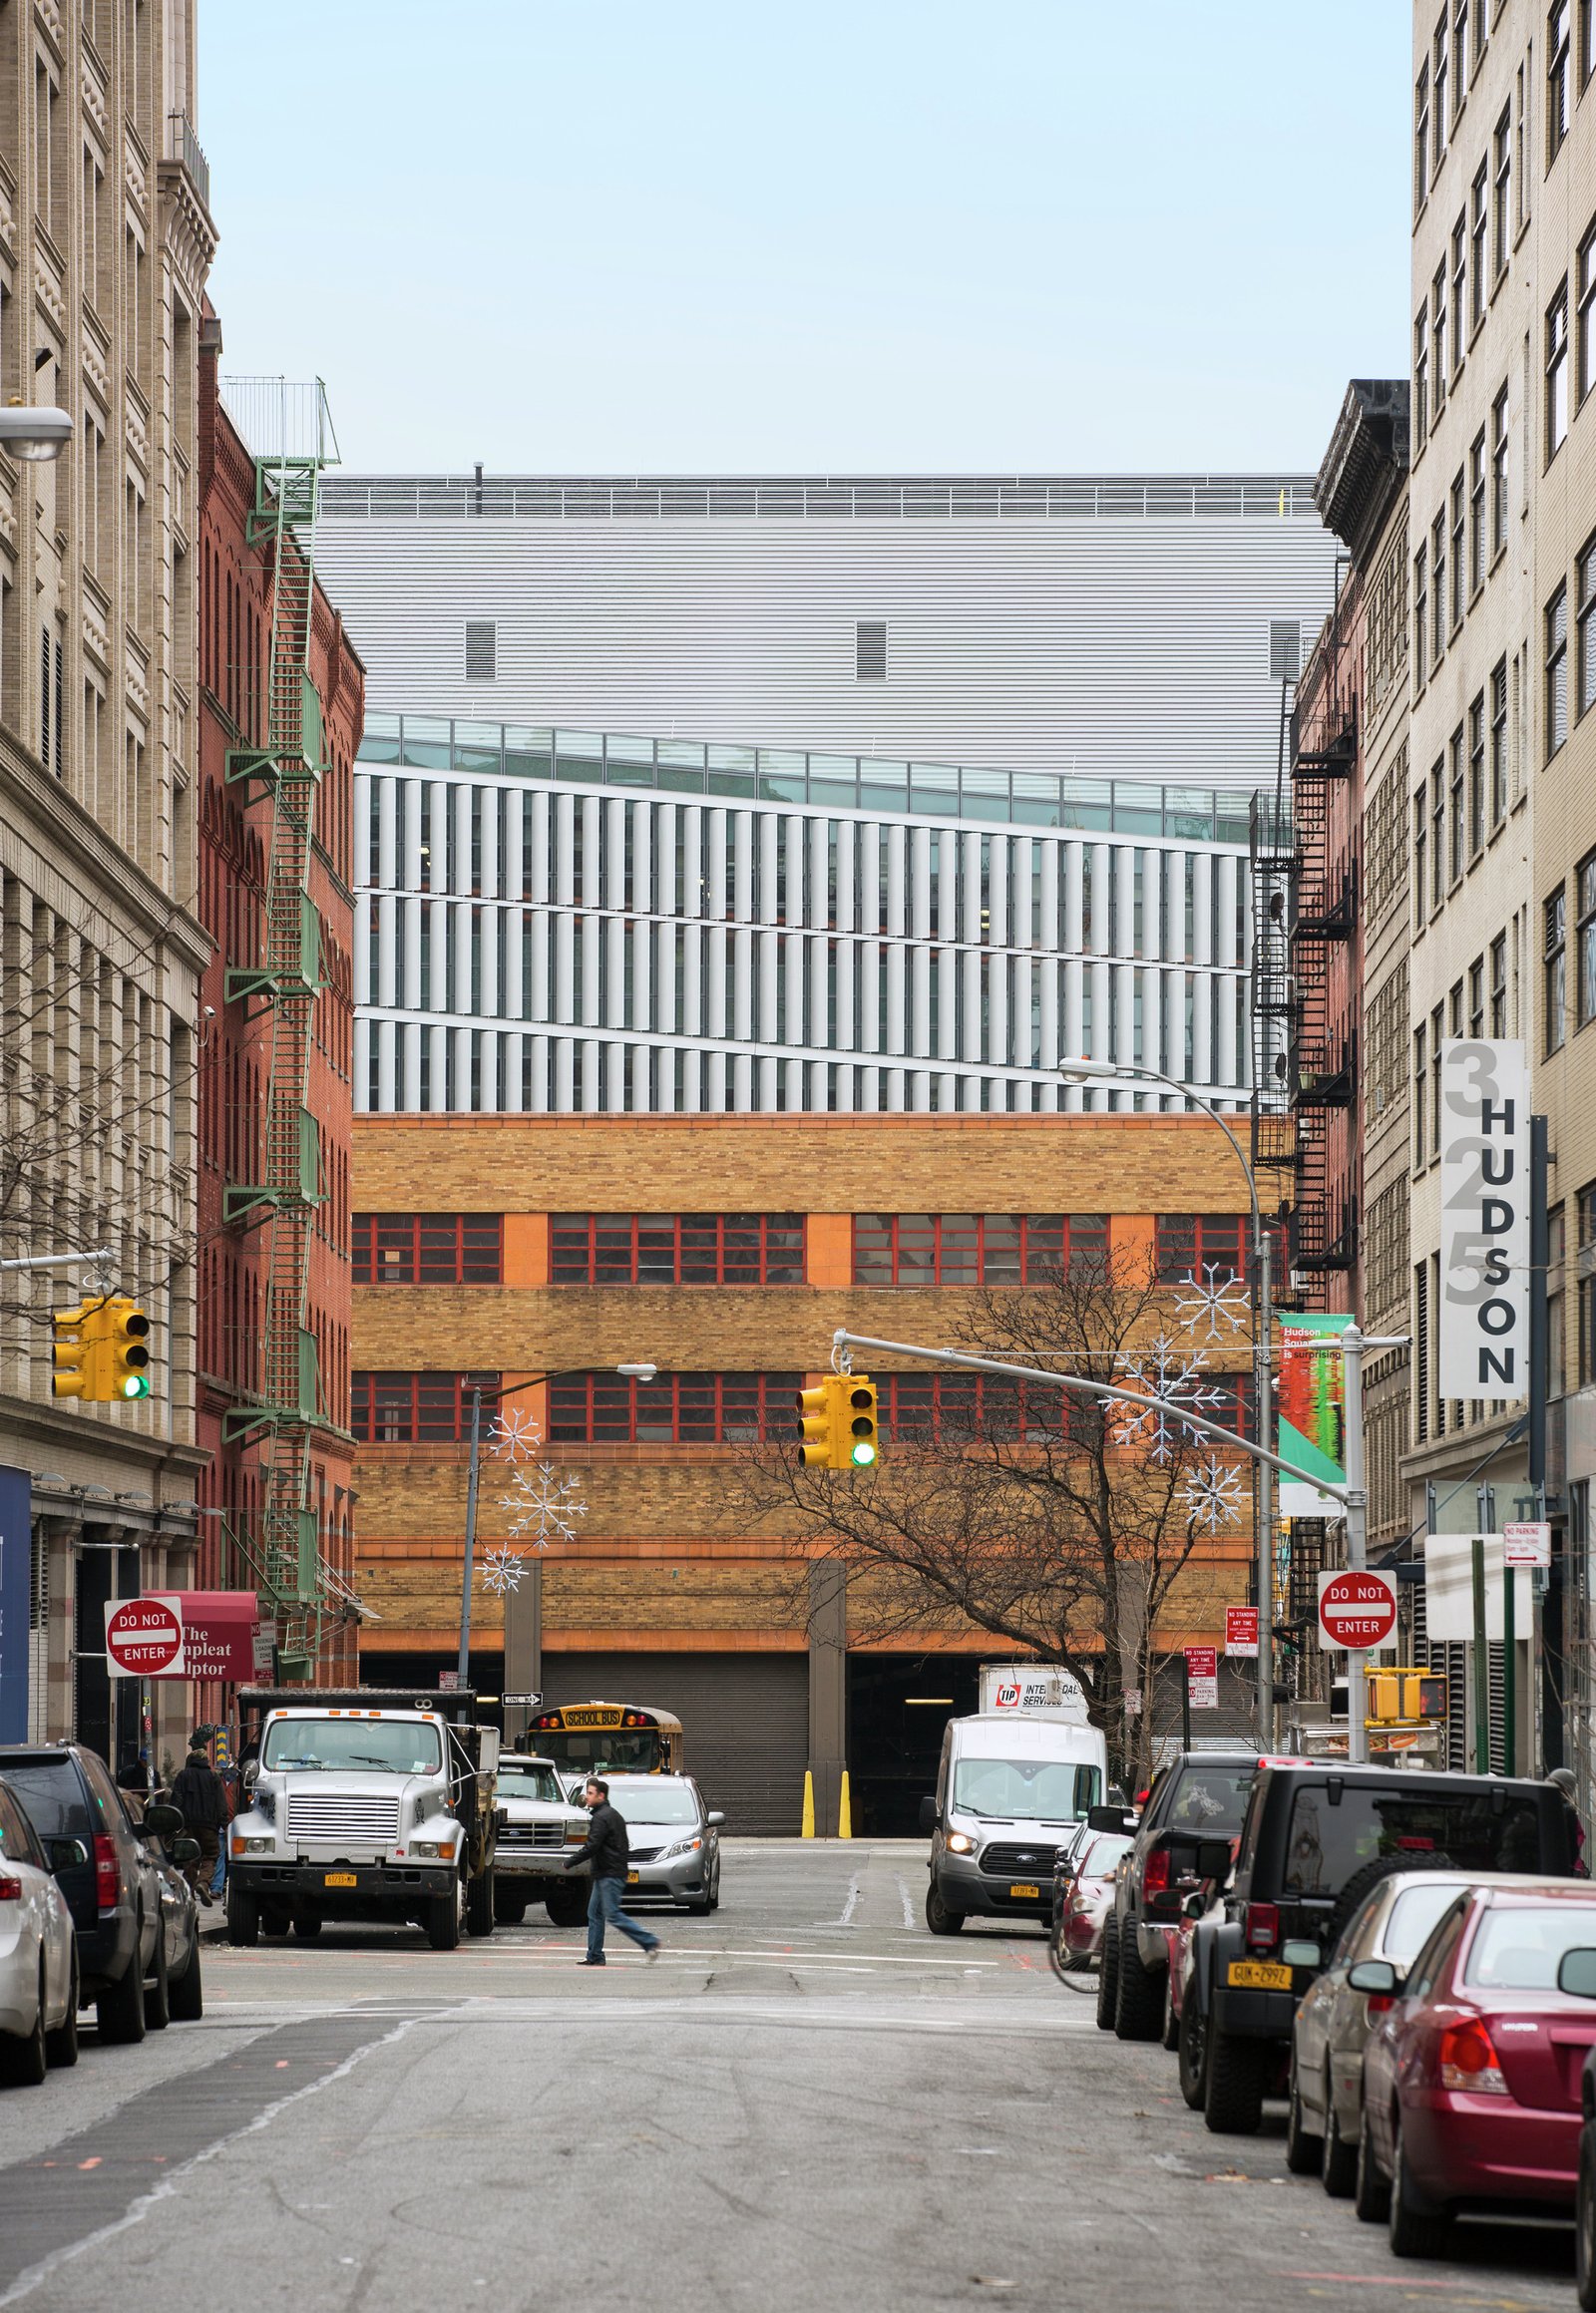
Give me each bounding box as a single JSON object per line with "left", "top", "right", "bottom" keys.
{"left": 1355, "top": 1878, "right": 1596, "bottom": 2259}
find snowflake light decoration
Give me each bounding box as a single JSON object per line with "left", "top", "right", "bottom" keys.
{"left": 490, "top": 1406, "right": 545, "bottom": 1462}
{"left": 1173, "top": 1264, "right": 1250, "bottom": 1347}
{"left": 1110, "top": 1333, "right": 1229, "bottom": 1465}
{"left": 1178, "top": 1455, "right": 1247, "bottom": 1534}
{"left": 480, "top": 1544, "right": 530, "bottom": 1597}
{"left": 501, "top": 1457, "right": 588, "bottom": 1551}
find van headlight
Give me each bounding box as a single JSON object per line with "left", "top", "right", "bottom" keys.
{"left": 945, "top": 1831, "right": 977, "bottom": 1855}
{"left": 660, "top": 1836, "right": 702, "bottom": 1860}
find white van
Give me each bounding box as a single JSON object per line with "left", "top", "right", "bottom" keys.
{"left": 921, "top": 1711, "right": 1108, "bottom": 1934}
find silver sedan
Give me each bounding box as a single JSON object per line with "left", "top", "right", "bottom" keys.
{"left": 604, "top": 1775, "right": 723, "bottom": 1914}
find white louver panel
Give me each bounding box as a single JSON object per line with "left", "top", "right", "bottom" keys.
{"left": 285, "top": 1794, "right": 402, "bottom": 1845}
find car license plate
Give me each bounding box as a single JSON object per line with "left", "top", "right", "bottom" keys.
{"left": 1227, "top": 1959, "right": 1292, "bottom": 1990}
{"left": 323, "top": 1871, "right": 357, "bottom": 1888}
{"left": 1009, "top": 1882, "right": 1041, "bottom": 1899}
{"left": 626, "top": 1871, "right": 640, "bottom": 1886}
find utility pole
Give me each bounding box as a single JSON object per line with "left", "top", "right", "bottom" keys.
{"left": 1254, "top": 1227, "right": 1275, "bottom": 1749}
{"left": 1342, "top": 1325, "right": 1370, "bottom": 1765}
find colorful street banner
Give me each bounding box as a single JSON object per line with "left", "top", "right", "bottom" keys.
{"left": 1276, "top": 1310, "right": 1352, "bottom": 1518}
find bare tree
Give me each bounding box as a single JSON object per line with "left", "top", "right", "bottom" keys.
{"left": 740, "top": 1245, "right": 1253, "bottom": 1783}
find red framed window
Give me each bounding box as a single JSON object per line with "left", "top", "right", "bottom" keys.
{"left": 351, "top": 1371, "right": 500, "bottom": 1442}
{"left": 550, "top": 1215, "right": 805, "bottom": 1286}
{"left": 852, "top": 1214, "right": 1107, "bottom": 1286}
{"left": 550, "top": 1371, "right": 801, "bottom": 1443}
{"left": 1154, "top": 1214, "right": 1284, "bottom": 1287}
{"left": 352, "top": 1214, "right": 503, "bottom": 1285}
{"left": 878, "top": 1370, "right": 1254, "bottom": 1449}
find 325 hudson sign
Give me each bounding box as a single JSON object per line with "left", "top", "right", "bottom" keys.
{"left": 1439, "top": 1040, "right": 1529, "bottom": 1400}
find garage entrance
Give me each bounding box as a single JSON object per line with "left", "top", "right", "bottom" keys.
{"left": 846, "top": 1654, "right": 983, "bottom": 1836}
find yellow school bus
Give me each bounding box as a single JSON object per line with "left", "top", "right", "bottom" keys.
{"left": 527, "top": 1701, "right": 683, "bottom": 1782}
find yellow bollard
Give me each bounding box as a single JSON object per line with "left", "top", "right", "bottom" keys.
{"left": 837, "top": 1770, "right": 852, "bottom": 1840}
{"left": 801, "top": 1769, "right": 815, "bottom": 1838}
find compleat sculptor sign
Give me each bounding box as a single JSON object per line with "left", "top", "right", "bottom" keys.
{"left": 1438, "top": 1040, "right": 1529, "bottom": 1401}
{"left": 103, "top": 1591, "right": 259, "bottom": 1680}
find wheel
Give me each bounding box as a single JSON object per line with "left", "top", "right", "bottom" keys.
{"left": 45, "top": 1946, "right": 79, "bottom": 2070}
{"left": 1203, "top": 2024, "right": 1266, "bottom": 2134}
{"left": 226, "top": 1885, "right": 259, "bottom": 1948}
{"left": 1095, "top": 1908, "right": 1121, "bottom": 2031}
{"left": 168, "top": 1935, "right": 203, "bottom": 2024}
{"left": 1321, "top": 2065, "right": 1358, "bottom": 2198}
{"left": 1113, "top": 1918, "right": 1164, "bottom": 2042}
{"left": 684, "top": 1882, "right": 713, "bottom": 1915}
{"left": 546, "top": 1882, "right": 589, "bottom": 1929}
{"left": 1577, "top": 2122, "right": 1596, "bottom": 2313}
{"left": 143, "top": 1923, "right": 171, "bottom": 2031}
{"left": 1177, "top": 1991, "right": 1210, "bottom": 2111}
{"left": 707, "top": 1864, "right": 720, "bottom": 1914}
{"left": 96, "top": 1930, "right": 148, "bottom": 2045}
{"left": 261, "top": 1909, "right": 290, "bottom": 1940}
{"left": 1388, "top": 2119, "right": 1450, "bottom": 2258}
{"left": 1354, "top": 2101, "right": 1391, "bottom": 2223}
{"left": 493, "top": 1886, "right": 529, "bottom": 1926}
{"left": 1161, "top": 1974, "right": 1181, "bottom": 2050}
{"left": 466, "top": 1867, "right": 496, "bottom": 1939}
{"left": 0, "top": 1965, "right": 49, "bottom": 2089}
{"left": 292, "top": 1916, "right": 322, "bottom": 1941}
{"left": 425, "top": 1872, "right": 465, "bottom": 1951}
{"left": 1284, "top": 2052, "right": 1322, "bottom": 2173}
{"left": 925, "top": 1881, "right": 966, "bottom": 1936}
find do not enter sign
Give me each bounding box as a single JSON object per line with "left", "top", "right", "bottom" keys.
{"left": 1317, "top": 1569, "right": 1398, "bottom": 1653}
{"left": 104, "top": 1597, "right": 182, "bottom": 1677}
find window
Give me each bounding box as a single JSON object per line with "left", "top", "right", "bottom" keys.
{"left": 1451, "top": 213, "right": 1468, "bottom": 369}
{"left": 1449, "top": 727, "right": 1465, "bottom": 881}
{"left": 351, "top": 1371, "right": 500, "bottom": 1443}
{"left": 879, "top": 1372, "right": 1111, "bottom": 1448}
{"left": 1493, "top": 105, "right": 1512, "bottom": 273}
{"left": 1580, "top": 852, "right": 1596, "bottom": 1027}
{"left": 551, "top": 1213, "right": 806, "bottom": 1286}
{"left": 1413, "top": 788, "right": 1427, "bottom": 928}
{"left": 1430, "top": 511, "right": 1447, "bottom": 665}
{"left": 1450, "top": 470, "right": 1466, "bottom": 626}
{"left": 1580, "top": 540, "right": 1596, "bottom": 720}
{"left": 1468, "top": 693, "right": 1485, "bottom": 855}
{"left": 1491, "top": 384, "right": 1509, "bottom": 556}
{"left": 1547, "top": 886, "right": 1568, "bottom": 1052}
{"left": 1434, "top": 15, "right": 1450, "bottom": 168}
{"left": 855, "top": 620, "right": 888, "bottom": 681}
{"left": 1549, "top": 281, "right": 1571, "bottom": 456}
{"left": 1415, "top": 310, "right": 1430, "bottom": 449}
{"left": 1431, "top": 1004, "right": 1443, "bottom": 1154}
{"left": 1581, "top": 224, "right": 1596, "bottom": 405}
{"left": 852, "top": 1213, "right": 1107, "bottom": 1286}
{"left": 1154, "top": 1213, "right": 1278, "bottom": 1287}
{"left": 1469, "top": 956, "right": 1485, "bottom": 1037}
{"left": 1454, "top": 0, "right": 1470, "bottom": 105}
{"left": 1548, "top": 581, "right": 1570, "bottom": 755}
{"left": 1516, "top": 57, "right": 1531, "bottom": 231}
{"left": 1468, "top": 432, "right": 1486, "bottom": 593}
{"left": 549, "top": 1370, "right": 799, "bottom": 1444}
{"left": 1581, "top": 1191, "right": 1596, "bottom": 1385}
{"left": 1490, "top": 656, "right": 1508, "bottom": 822}
{"left": 1490, "top": 931, "right": 1508, "bottom": 1033}
{"left": 1414, "top": 543, "right": 1428, "bottom": 684}
{"left": 1413, "top": 1021, "right": 1428, "bottom": 1166}
{"left": 1416, "top": 64, "right": 1432, "bottom": 212}
{"left": 463, "top": 619, "right": 496, "bottom": 681}
{"left": 352, "top": 1214, "right": 503, "bottom": 1285}
{"left": 1430, "top": 760, "right": 1445, "bottom": 912}
{"left": 1433, "top": 267, "right": 1448, "bottom": 412}
{"left": 1551, "top": 0, "right": 1573, "bottom": 159}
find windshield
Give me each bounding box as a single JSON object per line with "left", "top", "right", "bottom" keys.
{"left": 1077, "top": 1833, "right": 1133, "bottom": 1878}
{"left": 1281, "top": 1786, "right": 1545, "bottom": 1896}
{"left": 951, "top": 1759, "right": 1095, "bottom": 1820}
{"left": 1168, "top": 1766, "right": 1255, "bottom": 1833}
{"left": 0, "top": 1757, "right": 91, "bottom": 1839}
{"left": 1384, "top": 1880, "right": 1472, "bottom": 1962}
{"left": 606, "top": 1783, "right": 699, "bottom": 1826}
{"left": 539, "top": 1731, "right": 663, "bottom": 1776}
{"left": 1465, "top": 1904, "right": 1596, "bottom": 1990}
{"left": 260, "top": 1718, "right": 443, "bottom": 1774}
{"left": 498, "top": 1762, "right": 565, "bottom": 1804}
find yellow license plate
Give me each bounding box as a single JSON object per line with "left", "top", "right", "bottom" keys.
{"left": 1009, "top": 1882, "right": 1041, "bottom": 1899}
{"left": 323, "top": 1871, "right": 357, "bottom": 1888}
{"left": 626, "top": 1871, "right": 640, "bottom": 1885}
{"left": 1227, "top": 1959, "right": 1292, "bottom": 1990}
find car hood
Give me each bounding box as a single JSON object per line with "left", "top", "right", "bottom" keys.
{"left": 498, "top": 1797, "right": 580, "bottom": 1823}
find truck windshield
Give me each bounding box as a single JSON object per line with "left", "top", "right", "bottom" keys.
{"left": 498, "top": 1761, "right": 565, "bottom": 1803}
{"left": 951, "top": 1759, "right": 1094, "bottom": 1819}
{"left": 260, "top": 1719, "right": 443, "bottom": 1774}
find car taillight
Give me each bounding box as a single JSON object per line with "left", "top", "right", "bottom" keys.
{"left": 1437, "top": 2015, "right": 1509, "bottom": 2096}
{"left": 1143, "top": 1850, "right": 1170, "bottom": 1898}
{"left": 94, "top": 1833, "right": 119, "bottom": 1910}
{"left": 1365, "top": 1992, "right": 1396, "bottom": 2016}
{"left": 1244, "top": 1901, "right": 1279, "bottom": 1952}
{"left": 0, "top": 1875, "right": 22, "bottom": 1900}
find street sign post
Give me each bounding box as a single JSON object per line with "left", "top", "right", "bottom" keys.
{"left": 1503, "top": 1520, "right": 1552, "bottom": 1569}
{"left": 1225, "top": 1606, "right": 1259, "bottom": 1658}
{"left": 501, "top": 1691, "right": 543, "bottom": 1709}
{"left": 1184, "top": 1645, "right": 1219, "bottom": 1710}
{"left": 105, "top": 1597, "right": 183, "bottom": 1678}
{"left": 1317, "top": 1569, "right": 1398, "bottom": 1653}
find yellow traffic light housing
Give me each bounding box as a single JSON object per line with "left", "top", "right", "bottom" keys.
{"left": 797, "top": 1380, "right": 836, "bottom": 1468}
{"left": 51, "top": 1303, "right": 97, "bottom": 1399}
{"left": 1367, "top": 1668, "right": 1448, "bottom": 1724}
{"left": 104, "top": 1299, "right": 152, "bottom": 1399}
{"left": 843, "top": 1377, "right": 879, "bottom": 1467}
{"left": 797, "top": 1375, "right": 880, "bottom": 1469}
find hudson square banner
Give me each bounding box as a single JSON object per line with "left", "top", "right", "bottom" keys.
{"left": 1438, "top": 1039, "right": 1530, "bottom": 1401}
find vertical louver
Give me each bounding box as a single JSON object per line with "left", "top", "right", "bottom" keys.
{"left": 465, "top": 619, "right": 497, "bottom": 681}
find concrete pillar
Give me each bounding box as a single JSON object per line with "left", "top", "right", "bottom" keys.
{"left": 808, "top": 1559, "right": 847, "bottom": 1836}
{"left": 503, "top": 1564, "right": 543, "bottom": 1752}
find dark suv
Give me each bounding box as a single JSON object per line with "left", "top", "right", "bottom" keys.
{"left": 0, "top": 1742, "right": 192, "bottom": 2041}
{"left": 1184, "top": 1762, "right": 1573, "bottom": 2134}
{"left": 1098, "top": 1749, "right": 1278, "bottom": 2043}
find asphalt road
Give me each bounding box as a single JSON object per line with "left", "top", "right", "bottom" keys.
{"left": 0, "top": 1841, "right": 1580, "bottom": 2313}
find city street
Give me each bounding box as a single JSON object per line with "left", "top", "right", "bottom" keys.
{"left": 0, "top": 1844, "right": 1577, "bottom": 2313}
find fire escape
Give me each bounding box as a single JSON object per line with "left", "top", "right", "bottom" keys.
{"left": 218, "top": 379, "right": 339, "bottom": 1682}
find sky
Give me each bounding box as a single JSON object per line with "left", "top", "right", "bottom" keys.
{"left": 200, "top": 2, "right": 1410, "bottom": 477}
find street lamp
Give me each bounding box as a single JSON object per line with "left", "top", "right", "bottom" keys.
{"left": 0, "top": 404, "right": 73, "bottom": 461}
{"left": 1059, "top": 1056, "right": 1278, "bottom": 1746}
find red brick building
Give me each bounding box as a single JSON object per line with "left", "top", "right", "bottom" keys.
{"left": 191, "top": 310, "right": 363, "bottom": 1705}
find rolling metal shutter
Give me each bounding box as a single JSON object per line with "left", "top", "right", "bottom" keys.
{"left": 541, "top": 1651, "right": 808, "bottom": 1834}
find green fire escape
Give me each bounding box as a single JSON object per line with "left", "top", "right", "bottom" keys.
{"left": 219, "top": 378, "right": 339, "bottom": 1682}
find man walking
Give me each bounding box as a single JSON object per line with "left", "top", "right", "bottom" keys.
{"left": 171, "top": 1740, "right": 230, "bottom": 1905}
{"left": 569, "top": 1776, "right": 659, "bottom": 1966}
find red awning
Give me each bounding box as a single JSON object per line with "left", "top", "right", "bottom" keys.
{"left": 149, "top": 1591, "right": 259, "bottom": 1682}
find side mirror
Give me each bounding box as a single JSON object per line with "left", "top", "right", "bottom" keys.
{"left": 919, "top": 1796, "right": 938, "bottom": 1834}
{"left": 48, "top": 1836, "right": 89, "bottom": 1872}
{"left": 706, "top": 1811, "right": 725, "bottom": 1828}
{"left": 1086, "top": 1805, "right": 1135, "bottom": 1834}
{"left": 1281, "top": 1940, "right": 1322, "bottom": 1970}
{"left": 172, "top": 1837, "right": 201, "bottom": 1865}
{"left": 142, "top": 1802, "right": 184, "bottom": 1837}
{"left": 1558, "top": 1948, "right": 1596, "bottom": 2001}
{"left": 1348, "top": 1958, "right": 1400, "bottom": 1997}
{"left": 1182, "top": 1890, "right": 1207, "bottom": 1921}
{"left": 242, "top": 1760, "right": 260, "bottom": 1790}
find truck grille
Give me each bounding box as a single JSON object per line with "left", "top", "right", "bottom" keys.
{"left": 980, "top": 1842, "right": 1060, "bottom": 1876}
{"left": 499, "top": 1822, "right": 567, "bottom": 1850}
{"left": 285, "top": 1794, "right": 402, "bottom": 1845}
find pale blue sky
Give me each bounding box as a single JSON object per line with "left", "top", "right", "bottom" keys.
{"left": 200, "top": 2, "right": 1409, "bottom": 475}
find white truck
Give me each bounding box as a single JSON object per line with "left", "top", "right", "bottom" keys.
{"left": 491, "top": 1752, "right": 592, "bottom": 1927}
{"left": 226, "top": 1687, "right": 501, "bottom": 1951}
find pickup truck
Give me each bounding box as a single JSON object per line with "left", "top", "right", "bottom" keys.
{"left": 225, "top": 1688, "right": 501, "bottom": 1951}
{"left": 492, "top": 1753, "right": 590, "bottom": 1926}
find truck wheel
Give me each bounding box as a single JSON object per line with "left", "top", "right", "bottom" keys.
{"left": 466, "top": 1867, "right": 496, "bottom": 1939}
{"left": 261, "top": 1908, "right": 290, "bottom": 1940}
{"left": 493, "top": 1885, "right": 529, "bottom": 1926}
{"left": 1203, "top": 2024, "right": 1265, "bottom": 2133}
{"left": 1177, "top": 1990, "right": 1209, "bottom": 2110}
{"left": 225, "top": 1885, "right": 259, "bottom": 1949}
{"left": 426, "top": 1874, "right": 465, "bottom": 1951}
{"left": 546, "top": 1883, "right": 589, "bottom": 1929}
{"left": 1095, "top": 1910, "right": 1120, "bottom": 2030}
{"left": 1113, "top": 1918, "right": 1163, "bottom": 2042}
{"left": 925, "top": 1882, "right": 965, "bottom": 1935}
{"left": 292, "top": 1916, "right": 322, "bottom": 1941}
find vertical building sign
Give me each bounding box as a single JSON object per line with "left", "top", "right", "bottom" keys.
{"left": 1439, "top": 1040, "right": 1530, "bottom": 1400}
{"left": 0, "top": 1465, "right": 32, "bottom": 1743}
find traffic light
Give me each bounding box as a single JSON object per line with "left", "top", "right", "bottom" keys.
{"left": 797, "top": 1380, "right": 836, "bottom": 1468}
{"left": 51, "top": 1303, "right": 98, "bottom": 1399}
{"left": 103, "top": 1299, "right": 152, "bottom": 1399}
{"left": 1367, "top": 1669, "right": 1448, "bottom": 1724}
{"left": 842, "top": 1376, "right": 879, "bottom": 1467}
{"left": 796, "top": 1376, "right": 880, "bottom": 1470}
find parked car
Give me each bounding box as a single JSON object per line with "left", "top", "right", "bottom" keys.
{"left": 598, "top": 1774, "right": 722, "bottom": 1912}
{"left": 0, "top": 1775, "right": 81, "bottom": 2086}
{"left": 1050, "top": 1829, "right": 1132, "bottom": 1974}
{"left": 1286, "top": 1865, "right": 1474, "bottom": 2191}
{"left": 1355, "top": 1879, "right": 1596, "bottom": 2258}
{"left": 0, "top": 1742, "right": 203, "bottom": 2038}
{"left": 492, "top": 1752, "right": 591, "bottom": 1927}
{"left": 1187, "top": 1764, "right": 1575, "bottom": 2136}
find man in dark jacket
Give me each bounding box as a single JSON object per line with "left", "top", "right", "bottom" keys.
{"left": 569, "top": 1777, "right": 660, "bottom": 1966}
{"left": 171, "top": 1743, "right": 230, "bottom": 1905}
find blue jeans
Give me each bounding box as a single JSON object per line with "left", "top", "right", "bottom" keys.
{"left": 587, "top": 1874, "right": 658, "bottom": 1961}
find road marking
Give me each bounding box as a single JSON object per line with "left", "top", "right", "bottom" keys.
{"left": 826, "top": 1872, "right": 863, "bottom": 1928}
{"left": 895, "top": 1875, "right": 916, "bottom": 1929}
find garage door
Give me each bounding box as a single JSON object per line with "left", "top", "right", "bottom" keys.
{"left": 541, "top": 1652, "right": 808, "bottom": 1835}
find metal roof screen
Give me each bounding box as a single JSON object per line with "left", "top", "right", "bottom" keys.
{"left": 464, "top": 618, "right": 497, "bottom": 681}
{"left": 1268, "top": 619, "right": 1302, "bottom": 682}
{"left": 855, "top": 619, "right": 888, "bottom": 681}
